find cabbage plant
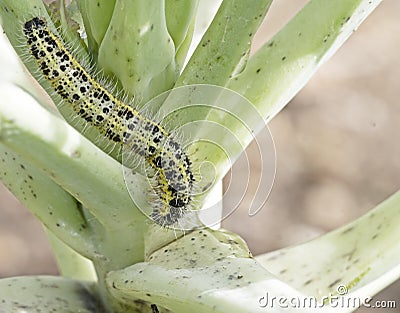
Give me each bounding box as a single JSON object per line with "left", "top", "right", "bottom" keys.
{"left": 1, "top": 0, "right": 398, "bottom": 312}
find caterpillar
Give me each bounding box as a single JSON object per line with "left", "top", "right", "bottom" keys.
{"left": 22, "top": 17, "right": 194, "bottom": 227}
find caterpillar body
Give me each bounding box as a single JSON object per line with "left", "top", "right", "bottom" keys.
{"left": 23, "top": 17, "right": 194, "bottom": 226}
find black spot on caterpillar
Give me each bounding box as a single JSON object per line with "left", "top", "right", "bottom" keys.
{"left": 23, "top": 17, "right": 194, "bottom": 226}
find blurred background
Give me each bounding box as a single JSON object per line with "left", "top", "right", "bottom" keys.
{"left": 1, "top": 1, "right": 399, "bottom": 312}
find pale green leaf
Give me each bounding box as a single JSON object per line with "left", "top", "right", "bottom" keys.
{"left": 0, "top": 276, "right": 101, "bottom": 313}
{"left": 228, "top": 0, "right": 382, "bottom": 122}
{"left": 256, "top": 191, "right": 400, "bottom": 310}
